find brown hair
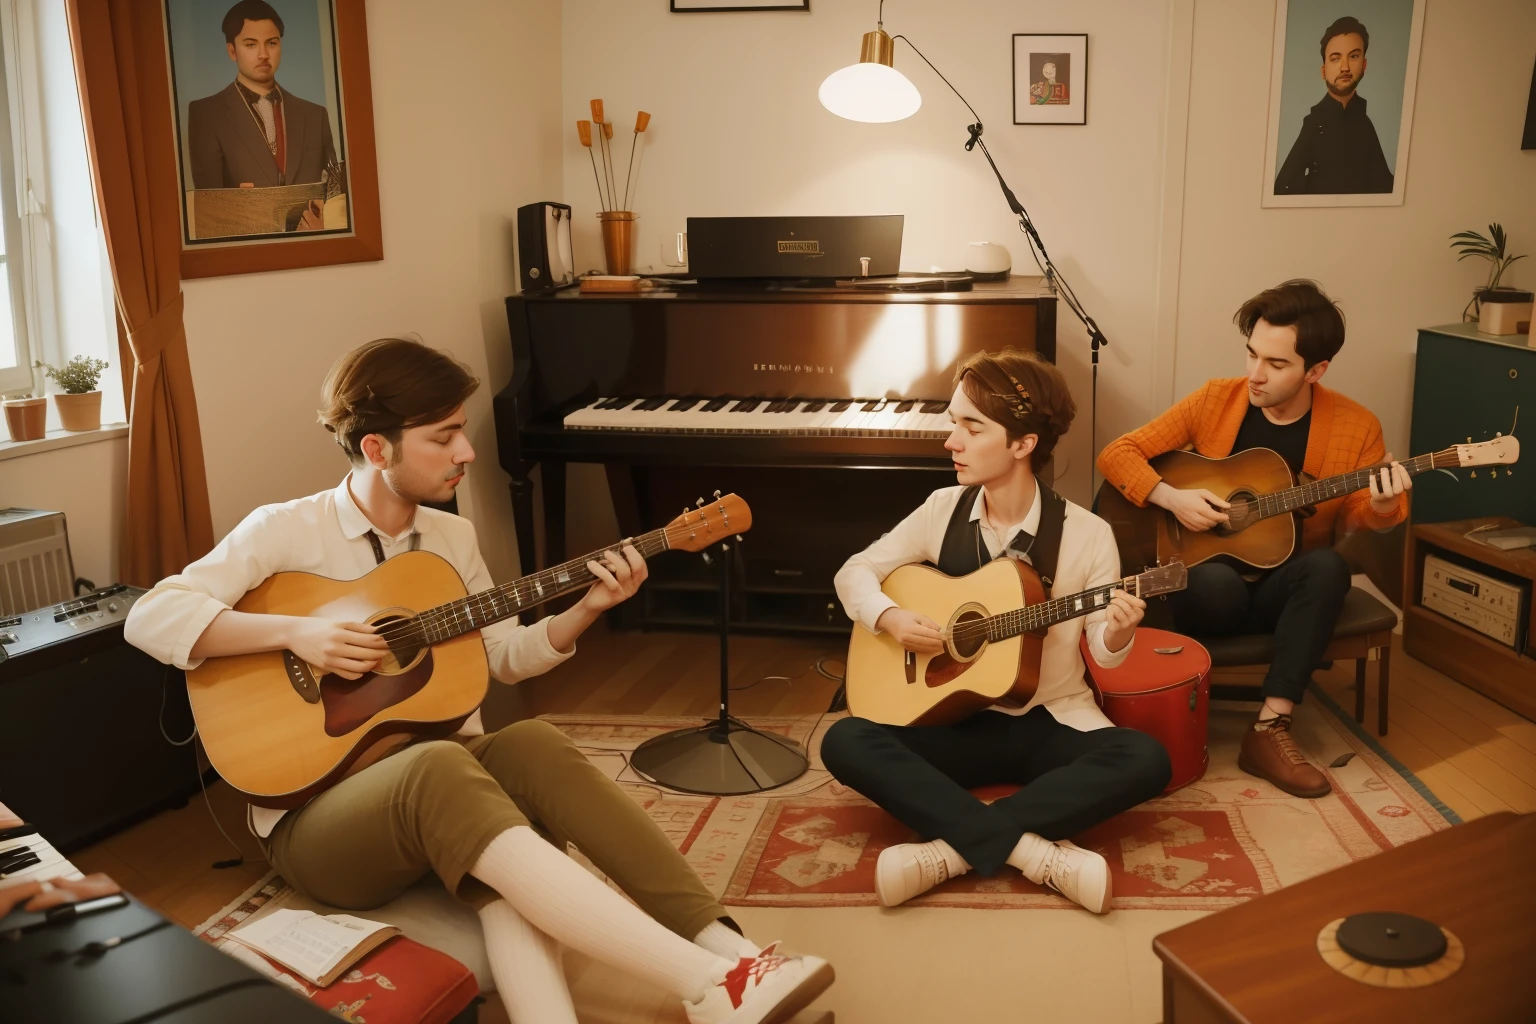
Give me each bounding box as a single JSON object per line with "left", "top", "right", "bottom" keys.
{"left": 318, "top": 338, "right": 480, "bottom": 463}
{"left": 1233, "top": 279, "right": 1345, "bottom": 368}
{"left": 953, "top": 348, "right": 1075, "bottom": 470}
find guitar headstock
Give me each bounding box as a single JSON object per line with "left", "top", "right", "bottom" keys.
{"left": 1132, "top": 560, "right": 1189, "bottom": 598}
{"left": 1448, "top": 435, "right": 1519, "bottom": 468}
{"left": 663, "top": 493, "right": 754, "bottom": 552}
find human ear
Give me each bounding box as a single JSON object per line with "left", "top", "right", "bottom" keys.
{"left": 1013, "top": 434, "right": 1039, "bottom": 462}
{"left": 227, "top": 43, "right": 238, "bottom": 62}
{"left": 1304, "top": 359, "right": 1330, "bottom": 385}
{"left": 360, "top": 433, "right": 391, "bottom": 469}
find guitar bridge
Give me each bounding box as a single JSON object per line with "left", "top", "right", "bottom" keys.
{"left": 282, "top": 650, "right": 321, "bottom": 703}
{"left": 905, "top": 650, "right": 916, "bottom": 684}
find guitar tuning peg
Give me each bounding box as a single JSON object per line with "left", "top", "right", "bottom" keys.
{"left": 713, "top": 489, "right": 722, "bottom": 499}
{"left": 701, "top": 551, "right": 713, "bottom": 564}
{"left": 735, "top": 534, "right": 744, "bottom": 542}
{"left": 696, "top": 497, "right": 705, "bottom": 507}
{"left": 682, "top": 506, "right": 690, "bottom": 515}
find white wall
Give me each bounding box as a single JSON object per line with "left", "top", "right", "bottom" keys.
{"left": 1174, "top": 0, "right": 1536, "bottom": 456}
{"left": 179, "top": 0, "right": 564, "bottom": 581}
{"left": 0, "top": 437, "right": 126, "bottom": 586}
{"left": 560, "top": 0, "right": 1179, "bottom": 507}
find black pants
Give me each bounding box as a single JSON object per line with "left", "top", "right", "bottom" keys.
{"left": 820, "top": 708, "right": 1171, "bottom": 876}
{"left": 1168, "top": 547, "right": 1352, "bottom": 704}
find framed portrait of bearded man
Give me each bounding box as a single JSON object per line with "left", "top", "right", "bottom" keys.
{"left": 1262, "top": 0, "right": 1426, "bottom": 208}
{"left": 164, "top": 0, "right": 382, "bottom": 276}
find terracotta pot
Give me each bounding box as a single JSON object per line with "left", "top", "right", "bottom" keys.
{"left": 53, "top": 390, "right": 102, "bottom": 431}
{"left": 3, "top": 397, "right": 47, "bottom": 442}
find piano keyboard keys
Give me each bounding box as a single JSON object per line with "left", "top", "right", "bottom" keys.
{"left": 563, "top": 397, "right": 955, "bottom": 438}
{"left": 0, "top": 832, "right": 83, "bottom": 889}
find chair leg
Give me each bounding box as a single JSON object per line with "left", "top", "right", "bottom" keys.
{"left": 1378, "top": 644, "right": 1391, "bottom": 737}
{"left": 1354, "top": 657, "right": 1366, "bottom": 724}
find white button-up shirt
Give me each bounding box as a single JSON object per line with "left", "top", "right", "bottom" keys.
{"left": 833, "top": 484, "right": 1129, "bottom": 732}
{"left": 125, "top": 475, "right": 574, "bottom": 836}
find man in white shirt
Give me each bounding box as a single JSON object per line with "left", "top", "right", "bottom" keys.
{"left": 825, "top": 349, "right": 1172, "bottom": 913}
{"left": 125, "top": 339, "right": 833, "bottom": 1024}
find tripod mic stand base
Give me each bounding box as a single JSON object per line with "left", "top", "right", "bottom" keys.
{"left": 629, "top": 717, "right": 809, "bottom": 795}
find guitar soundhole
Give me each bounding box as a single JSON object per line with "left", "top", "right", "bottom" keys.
{"left": 950, "top": 610, "right": 987, "bottom": 659}
{"left": 370, "top": 612, "right": 424, "bottom": 673}
{"left": 1214, "top": 490, "right": 1258, "bottom": 536}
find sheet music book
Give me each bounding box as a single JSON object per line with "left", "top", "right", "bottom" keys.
{"left": 226, "top": 908, "right": 401, "bottom": 987}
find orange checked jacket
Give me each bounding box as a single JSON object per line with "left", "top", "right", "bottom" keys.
{"left": 1096, "top": 378, "right": 1408, "bottom": 554}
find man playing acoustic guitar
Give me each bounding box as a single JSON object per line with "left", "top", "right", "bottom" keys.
{"left": 823, "top": 349, "right": 1172, "bottom": 913}
{"left": 125, "top": 338, "right": 833, "bottom": 1024}
{"left": 1097, "top": 279, "right": 1409, "bottom": 799}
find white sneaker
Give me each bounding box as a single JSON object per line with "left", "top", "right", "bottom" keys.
{"left": 1038, "top": 839, "right": 1112, "bottom": 914}
{"left": 874, "top": 842, "right": 955, "bottom": 907}
{"left": 685, "top": 942, "right": 835, "bottom": 1024}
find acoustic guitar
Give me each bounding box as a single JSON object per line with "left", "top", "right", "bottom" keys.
{"left": 1095, "top": 437, "right": 1519, "bottom": 574}
{"left": 187, "top": 494, "right": 751, "bottom": 808}
{"left": 844, "top": 558, "right": 1188, "bottom": 727}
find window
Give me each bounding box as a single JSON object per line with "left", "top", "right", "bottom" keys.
{"left": 0, "top": 0, "right": 120, "bottom": 421}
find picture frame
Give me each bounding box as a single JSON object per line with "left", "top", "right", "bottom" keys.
{"left": 1261, "top": 0, "right": 1425, "bottom": 208}
{"left": 1012, "top": 34, "right": 1088, "bottom": 126}
{"left": 669, "top": 1, "right": 808, "bottom": 11}
{"left": 162, "top": 0, "right": 382, "bottom": 279}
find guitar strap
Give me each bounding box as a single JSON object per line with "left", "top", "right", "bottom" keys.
{"left": 365, "top": 529, "right": 420, "bottom": 565}
{"left": 935, "top": 483, "right": 1068, "bottom": 595}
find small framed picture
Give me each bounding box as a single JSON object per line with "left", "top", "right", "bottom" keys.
{"left": 1013, "top": 34, "right": 1088, "bottom": 126}
{"left": 1261, "top": 0, "right": 1426, "bottom": 207}
{"left": 670, "top": 1, "right": 808, "bottom": 10}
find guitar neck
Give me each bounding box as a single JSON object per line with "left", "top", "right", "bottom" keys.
{"left": 980, "top": 576, "right": 1144, "bottom": 643}
{"left": 408, "top": 528, "right": 671, "bottom": 646}
{"left": 1247, "top": 451, "right": 1442, "bottom": 522}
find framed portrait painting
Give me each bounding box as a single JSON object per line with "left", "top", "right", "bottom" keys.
{"left": 163, "top": 0, "right": 382, "bottom": 277}
{"left": 1262, "top": 0, "right": 1425, "bottom": 208}
{"left": 1013, "top": 34, "right": 1088, "bottom": 126}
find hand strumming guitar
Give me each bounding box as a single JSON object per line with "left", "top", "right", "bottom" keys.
{"left": 1148, "top": 481, "right": 1230, "bottom": 532}
{"left": 875, "top": 607, "right": 944, "bottom": 654}
{"left": 285, "top": 618, "right": 389, "bottom": 679}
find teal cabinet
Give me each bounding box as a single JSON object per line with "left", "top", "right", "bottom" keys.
{"left": 1408, "top": 324, "right": 1532, "bottom": 525}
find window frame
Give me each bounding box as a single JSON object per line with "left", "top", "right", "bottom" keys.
{"left": 0, "top": 2, "right": 32, "bottom": 396}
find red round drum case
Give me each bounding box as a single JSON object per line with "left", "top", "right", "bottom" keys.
{"left": 1079, "top": 627, "right": 1211, "bottom": 793}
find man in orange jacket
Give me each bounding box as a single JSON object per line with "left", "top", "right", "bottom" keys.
{"left": 1097, "top": 280, "right": 1409, "bottom": 798}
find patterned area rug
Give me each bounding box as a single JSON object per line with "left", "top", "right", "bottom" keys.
{"left": 549, "top": 692, "right": 1455, "bottom": 912}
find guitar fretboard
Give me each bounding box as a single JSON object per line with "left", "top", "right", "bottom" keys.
{"left": 399, "top": 529, "right": 672, "bottom": 647}
{"left": 980, "top": 574, "right": 1148, "bottom": 643}
{"left": 1242, "top": 451, "right": 1447, "bottom": 521}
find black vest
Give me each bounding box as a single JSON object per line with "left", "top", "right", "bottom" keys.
{"left": 935, "top": 484, "right": 1068, "bottom": 593}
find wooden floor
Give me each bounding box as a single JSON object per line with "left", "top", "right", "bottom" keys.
{"left": 67, "top": 624, "right": 1534, "bottom": 1014}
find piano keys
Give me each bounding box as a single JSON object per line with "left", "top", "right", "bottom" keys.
{"left": 0, "top": 830, "right": 83, "bottom": 891}
{"left": 493, "top": 278, "right": 1056, "bottom": 632}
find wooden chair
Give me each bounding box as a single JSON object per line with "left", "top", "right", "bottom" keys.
{"left": 1197, "top": 587, "right": 1397, "bottom": 735}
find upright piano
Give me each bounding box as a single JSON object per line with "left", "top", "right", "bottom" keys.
{"left": 493, "top": 280, "right": 1056, "bottom": 632}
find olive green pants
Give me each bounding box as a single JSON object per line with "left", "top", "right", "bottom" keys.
{"left": 259, "top": 719, "right": 727, "bottom": 940}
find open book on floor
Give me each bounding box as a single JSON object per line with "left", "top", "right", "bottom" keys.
{"left": 225, "top": 907, "right": 401, "bottom": 987}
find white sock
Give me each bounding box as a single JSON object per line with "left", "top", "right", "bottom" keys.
{"left": 1005, "top": 832, "right": 1054, "bottom": 884}
{"left": 471, "top": 826, "right": 731, "bottom": 1003}
{"left": 927, "top": 838, "right": 972, "bottom": 878}
{"left": 694, "top": 919, "right": 759, "bottom": 961}
{"left": 479, "top": 900, "right": 577, "bottom": 1024}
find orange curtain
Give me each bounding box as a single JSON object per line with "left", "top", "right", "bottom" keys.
{"left": 67, "top": 0, "right": 212, "bottom": 585}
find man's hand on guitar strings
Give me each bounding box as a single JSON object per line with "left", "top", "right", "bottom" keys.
{"left": 287, "top": 617, "right": 387, "bottom": 679}
{"left": 579, "top": 543, "right": 648, "bottom": 614}
{"left": 1368, "top": 455, "right": 1412, "bottom": 513}
{"left": 1149, "top": 482, "right": 1230, "bottom": 533}
{"left": 875, "top": 607, "right": 945, "bottom": 655}
{"left": 1101, "top": 589, "right": 1147, "bottom": 654}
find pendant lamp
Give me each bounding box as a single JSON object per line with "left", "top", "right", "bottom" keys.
{"left": 818, "top": 23, "right": 921, "bottom": 123}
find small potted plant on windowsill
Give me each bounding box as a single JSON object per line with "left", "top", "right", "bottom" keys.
{"left": 2, "top": 393, "right": 46, "bottom": 442}
{"left": 1450, "top": 223, "right": 1532, "bottom": 335}
{"left": 35, "top": 356, "right": 109, "bottom": 431}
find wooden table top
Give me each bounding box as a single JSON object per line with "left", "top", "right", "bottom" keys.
{"left": 1153, "top": 812, "right": 1536, "bottom": 1023}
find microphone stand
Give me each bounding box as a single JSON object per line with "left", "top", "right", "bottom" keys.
{"left": 893, "top": 34, "right": 1111, "bottom": 485}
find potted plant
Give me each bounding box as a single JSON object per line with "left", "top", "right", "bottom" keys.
{"left": 35, "top": 356, "right": 109, "bottom": 431}
{"left": 2, "top": 392, "right": 46, "bottom": 442}
{"left": 1450, "top": 223, "right": 1532, "bottom": 334}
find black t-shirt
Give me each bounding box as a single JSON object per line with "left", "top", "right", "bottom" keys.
{"left": 1231, "top": 403, "right": 1311, "bottom": 474}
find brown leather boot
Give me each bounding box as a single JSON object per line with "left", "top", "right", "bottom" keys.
{"left": 1238, "top": 714, "right": 1331, "bottom": 798}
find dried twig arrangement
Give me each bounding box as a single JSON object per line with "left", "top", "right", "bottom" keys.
{"left": 578, "top": 99, "right": 651, "bottom": 212}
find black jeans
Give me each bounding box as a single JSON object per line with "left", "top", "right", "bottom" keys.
{"left": 1168, "top": 547, "right": 1352, "bottom": 704}
{"left": 820, "top": 708, "right": 1171, "bottom": 876}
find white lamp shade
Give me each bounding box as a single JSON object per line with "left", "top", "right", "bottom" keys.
{"left": 819, "top": 61, "right": 922, "bottom": 123}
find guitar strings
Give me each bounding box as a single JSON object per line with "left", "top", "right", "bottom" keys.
{"left": 943, "top": 576, "right": 1141, "bottom": 645}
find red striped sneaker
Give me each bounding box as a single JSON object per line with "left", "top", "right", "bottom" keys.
{"left": 684, "top": 941, "right": 835, "bottom": 1024}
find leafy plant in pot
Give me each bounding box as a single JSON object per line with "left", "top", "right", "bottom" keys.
{"left": 1450, "top": 223, "right": 1532, "bottom": 334}
{"left": 35, "top": 356, "right": 109, "bottom": 431}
